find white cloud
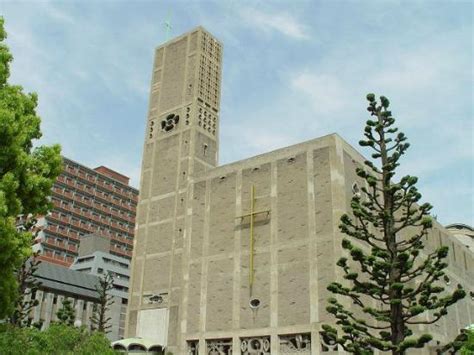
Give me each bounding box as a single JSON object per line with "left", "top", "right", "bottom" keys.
{"left": 291, "top": 72, "right": 351, "bottom": 115}
{"left": 43, "top": 2, "right": 76, "bottom": 25}
{"left": 240, "top": 8, "right": 310, "bottom": 40}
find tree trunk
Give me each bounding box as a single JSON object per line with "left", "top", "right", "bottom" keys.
{"left": 377, "top": 110, "right": 405, "bottom": 355}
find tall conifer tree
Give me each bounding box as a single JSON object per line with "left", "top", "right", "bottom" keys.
{"left": 9, "top": 249, "right": 42, "bottom": 327}
{"left": 321, "top": 94, "right": 465, "bottom": 354}
{"left": 90, "top": 272, "right": 114, "bottom": 333}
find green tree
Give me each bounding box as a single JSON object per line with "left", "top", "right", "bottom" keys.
{"left": 90, "top": 272, "right": 115, "bottom": 333}
{"left": 460, "top": 329, "right": 474, "bottom": 355}
{"left": 321, "top": 94, "right": 466, "bottom": 354}
{"left": 9, "top": 250, "right": 42, "bottom": 327}
{"left": 437, "top": 328, "right": 474, "bottom": 354}
{"left": 57, "top": 298, "right": 75, "bottom": 326}
{"left": 0, "top": 16, "right": 62, "bottom": 319}
{"left": 0, "top": 323, "right": 116, "bottom": 354}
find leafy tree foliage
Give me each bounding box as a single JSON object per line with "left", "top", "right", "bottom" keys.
{"left": 437, "top": 328, "right": 474, "bottom": 355}
{"left": 0, "top": 17, "right": 62, "bottom": 318}
{"left": 0, "top": 323, "right": 116, "bottom": 354}
{"left": 57, "top": 298, "right": 75, "bottom": 326}
{"left": 321, "top": 94, "right": 466, "bottom": 354}
{"left": 460, "top": 329, "right": 474, "bottom": 355}
{"left": 90, "top": 272, "right": 115, "bottom": 333}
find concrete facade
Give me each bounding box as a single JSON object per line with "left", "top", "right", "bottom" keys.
{"left": 445, "top": 223, "right": 474, "bottom": 251}
{"left": 126, "top": 27, "right": 474, "bottom": 354}
{"left": 70, "top": 234, "right": 130, "bottom": 340}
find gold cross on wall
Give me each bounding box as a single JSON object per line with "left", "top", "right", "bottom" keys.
{"left": 236, "top": 185, "right": 270, "bottom": 295}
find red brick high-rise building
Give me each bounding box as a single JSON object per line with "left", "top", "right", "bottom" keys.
{"left": 34, "top": 157, "right": 138, "bottom": 267}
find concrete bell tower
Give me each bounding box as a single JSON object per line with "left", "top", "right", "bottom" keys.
{"left": 126, "top": 27, "right": 223, "bottom": 349}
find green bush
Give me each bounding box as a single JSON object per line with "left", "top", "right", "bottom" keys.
{"left": 0, "top": 324, "right": 116, "bottom": 354}
{"left": 461, "top": 329, "right": 474, "bottom": 355}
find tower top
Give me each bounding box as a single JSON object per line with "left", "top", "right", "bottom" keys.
{"left": 155, "top": 26, "right": 222, "bottom": 51}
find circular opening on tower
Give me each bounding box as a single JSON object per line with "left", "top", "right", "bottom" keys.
{"left": 249, "top": 298, "right": 261, "bottom": 309}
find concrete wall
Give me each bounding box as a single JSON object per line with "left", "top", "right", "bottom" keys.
{"left": 177, "top": 135, "right": 344, "bottom": 354}
{"left": 178, "top": 134, "right": 473, "bottom": 354}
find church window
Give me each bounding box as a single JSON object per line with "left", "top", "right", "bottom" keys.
{"left": 203, "top": 144, "right": 208, "bottom": 156}
{"left": 320, "top": 332, "right": 338, "bottom": 352}
{"left": 161, "top": 113, "right": 179, "bottom": 132}
{"left": 249, "top": 298, "right": 260, "bottom": 309}
{"left": 240, "top": 337, "right": 270, "bottom": 355}
{"left": 207, "top": 339, "right": 232, "bottom": 354}
{"left": 279, "top": 334, "right": 311, "bottom": 353}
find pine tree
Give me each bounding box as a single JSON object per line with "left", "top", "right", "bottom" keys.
{"left": 0, "top": 16, "right": 62, "bottom": 318}
{"left": 57, "top": 298, "right": 75, "bottom": 326}
{"left": 9, "top": 249, "right": 42, "bottom": 327}
{"left": 10, "top": 215, "right": 43, "bottom": 327}
{"left": 90, "top": 272, "right": 114, "bottom": 333}
{"left": 321, "top": 94, "right": 466, "bottom": 355}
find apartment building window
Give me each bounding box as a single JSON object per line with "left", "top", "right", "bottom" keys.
{"left": 77, "top": 268, "right": 92, "bottom": 273}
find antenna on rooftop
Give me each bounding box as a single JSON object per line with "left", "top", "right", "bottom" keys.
{"left": 163, "top": 9, "right": 173, "bottom": 41}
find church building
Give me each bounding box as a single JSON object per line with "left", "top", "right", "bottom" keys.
{"left": 126, "top": 27, "right": 473, "bottom": 354}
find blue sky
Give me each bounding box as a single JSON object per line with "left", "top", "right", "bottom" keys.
{"left": 1, "top": 0, "right": 472, "bottom": 225}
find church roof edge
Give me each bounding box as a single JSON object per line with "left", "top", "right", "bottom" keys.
{"left": 197, "top": 133, "right": 365, "bottom": 181}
